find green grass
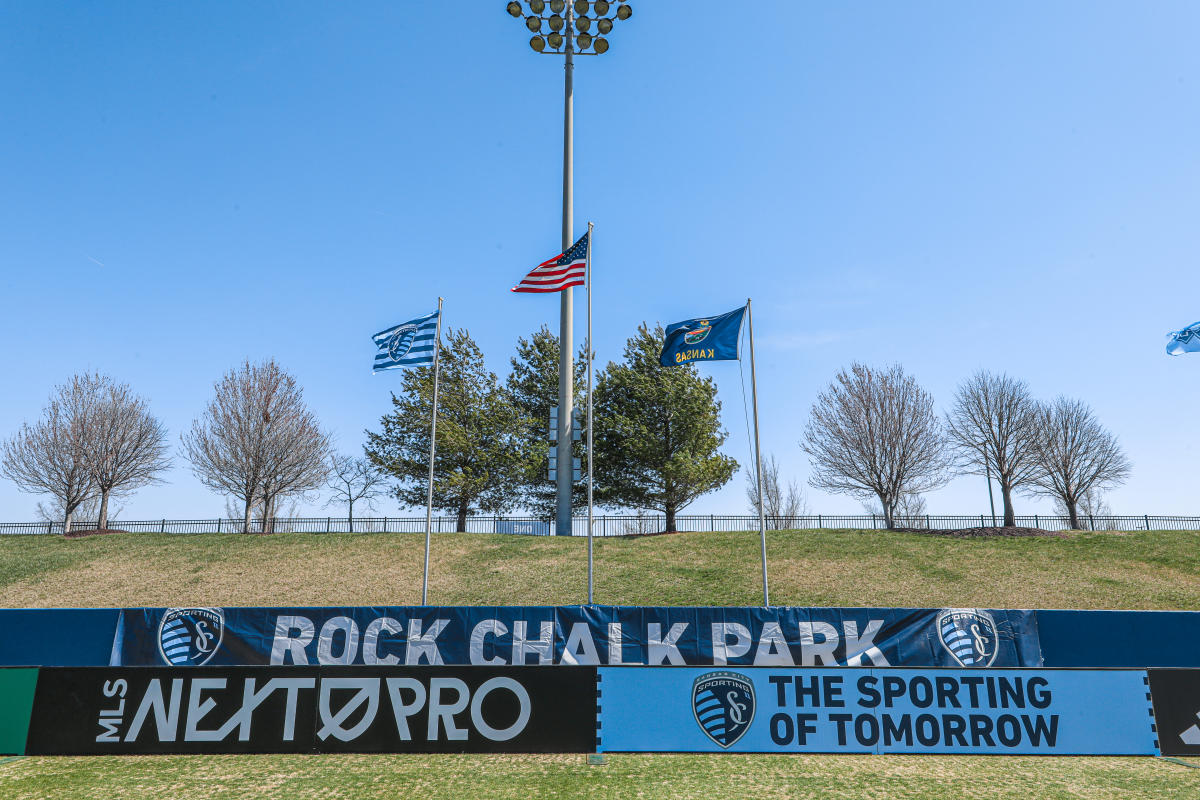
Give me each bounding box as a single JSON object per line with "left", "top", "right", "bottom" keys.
{"left": 0, "top": 528, "right": 1197, "bottom": 609}
{"left": 0, "top": 753, "right": 1198, "bottom": 800}
{"left": 3, "top": 528, "right": 1199, "bottom": 798}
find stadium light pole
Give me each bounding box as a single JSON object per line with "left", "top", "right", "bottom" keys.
{"left": 507, "top": 0, "right": 633, "bottom": 538}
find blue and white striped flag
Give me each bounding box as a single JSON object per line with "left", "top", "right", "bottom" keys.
{"left": 372, "top": 310, "right": 439, "bottom": 372}
{"left": 1167, "top": 320, "right": 1200, "bottom": 356}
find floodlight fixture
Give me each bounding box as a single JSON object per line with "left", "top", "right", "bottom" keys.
{"left": 505, "top": 0, "right": 633, "bottom": 56}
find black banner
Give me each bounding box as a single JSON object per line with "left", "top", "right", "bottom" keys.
{"left": 1148, "top": 669, "right": 1200, "bottom": 757}
{"left": 25, "top": 666, "right": 596, "bottom": 754}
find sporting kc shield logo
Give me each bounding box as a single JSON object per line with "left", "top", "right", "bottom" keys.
{"left": 158, "top": 607, "right": 224, "bottom": 666}
{"left": 692, "top": 671, "right": 755, "bottom": 748}
{"left": 937, "top": 608, "right": 999, "bottom": 667}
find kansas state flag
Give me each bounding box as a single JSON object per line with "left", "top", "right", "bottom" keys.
{"left": 372, "top": 310, "right": 439, "bottom": 372}
{"left": 1167, "top": 320, "right": 1200, "bottom": 356}
{"left": 660, "top": 305, "right": 746, "bottom": 366}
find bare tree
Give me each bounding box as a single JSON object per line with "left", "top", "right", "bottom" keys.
{"left": 36, "top": 494, "right": 123, "bottom": 527}
{"left": 1028, "top": 397, "right": 1131, "bottom": 530}
{"left": 745, "top": 453, "right": 809, "bottom": 530}
{"left": 802, "top": 363, "right": 950, "bottom": 529}
{"left": 865, "top": 492, "right": 929, "bottom": 528}
{"left": 1, "top": 378, "right": 95, "bottom": 533}
{"left": 182, "top": 360, "right": 331, "bottom": 533}
{"left": 325, "top": 454, "right": 386, "bottom": 531}
{"left": 79, "top": 374, "right": 171, "bottom": 530}
{"left": 1053, "top": 487, "right": 1116, "bottom": 531}
{"left": 944, "top": 371, "right": 1040, "bottom": 527}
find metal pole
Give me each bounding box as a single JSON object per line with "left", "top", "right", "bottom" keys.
{"left": 556, "top": 7, "right": 575, "bottom": 538}
{"left": 422, "top": 297, "right": 444, "bottom": 605}
{"left": 586, "top": 221, "right": 594, "bottom": 604}
{"left": 985, "top": 457, "right": 996, "bottom": 526}
{"left": 746, "top": 299, "right": 769, "bottom": 607}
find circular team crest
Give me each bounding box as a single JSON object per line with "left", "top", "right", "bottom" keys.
{"left": 158, "top": 607, "right": 224, "bottom": 666}
{"left": 387, "top": 324, "right": 419, "bottom": 361}
{"left": 683, "top": 320, "right": 712, "bottom": 345}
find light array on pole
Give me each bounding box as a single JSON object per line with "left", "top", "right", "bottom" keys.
{"left": 506, "top": 0, "right": 633, "bottom": 55}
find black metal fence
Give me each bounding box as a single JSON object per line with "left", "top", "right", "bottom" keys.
{"left": 2, "top": 513, "right": 1197, "bottom": 536}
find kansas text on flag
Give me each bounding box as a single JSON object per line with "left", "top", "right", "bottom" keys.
{"left": 512, "top": 232, "right": 589, "bottom": 293}
{"left": 373, "top": 310, "right": 439, "bottom": 372}
{"left": 660, "top": 305, "right": 746, "bottom": 366}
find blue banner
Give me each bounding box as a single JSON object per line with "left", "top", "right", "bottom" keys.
{"left": 109, "top": 606, "right": 1042, "bottom": 668}
{"left": 597, "top": 667, "right": 1158, "bottom": 754}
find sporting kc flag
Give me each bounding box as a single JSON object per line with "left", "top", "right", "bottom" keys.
{"left": 511, "top": 232, "right": 589, "bottom": 293}
{"left": 1167, "top": 320, "right": 1200, "bottom": 356}
{"left": 372, "top": 309, "right": 439, "bottom": 372}
{"left": 660, "top": 305, "right": 746, "bottom": 366}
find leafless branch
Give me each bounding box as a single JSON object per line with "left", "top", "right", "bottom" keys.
{"left": 801, "top": 363, "right": 950, "bottom": 529}
{"left": 1, "top": 377, "right": 96, "bottom": 533}
{"left": 324, "top": 454, "right": 386, "bottom": 528}
{"left": 182, "top": 360, "right": 331, "bottom": 532}
{"left": 944, "top": 371, "right": 1040, "bottom": 526}
{"left": 1027, "top": 396, "right": 1131, "bottom": 530}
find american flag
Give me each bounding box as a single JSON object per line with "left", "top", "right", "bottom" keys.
{"left": 511, "top": 232, "right": 589, "bottom": 293}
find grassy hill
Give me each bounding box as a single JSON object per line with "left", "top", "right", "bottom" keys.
{"left": 0, "top": 527, "right": 1197, "bottom": 609}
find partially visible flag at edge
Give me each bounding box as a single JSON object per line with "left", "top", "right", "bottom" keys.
{"left": 372, "top": 309, "right": 439, "bottom": 372}
{"left": 660, "top": 305, "right": 746, "bottom": 366}
{"left": 512, "top": 232, "right": 589, "bottom": 293}
{"left": 1167, "top": 320, "right": 1200, "bottom": 356}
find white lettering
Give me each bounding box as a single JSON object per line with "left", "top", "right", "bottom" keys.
{"left": 405, "top": 618, "right": 449, "bottom": 665}
{"left": 427, "top": 678, "right": 469, "bottom": 741}
{"left": 469, "top": 619, "right": 508, "bottom": 665}
{"left": 470, "top": 677, "right": 530, "bottom": 741}
{"left": 798, "top": 621, "right": 839, "bottom": 666}
{"left": 385, "top": 677, "right": 428, "bottom": 740}
{"left": 184, "top": 678, "right": 227, "bottom": 741}
{"left": 317, "top": 616, "right": 360, "bottom": 665}
{"left": 753, "top": 622, "right": 796, "bottom": 665}
{"left": 647, "top": 622, "right": 689, "bottom": 665}
{"left": 512, "top": 620, "right": 554, "bottom": 665}
{"left": 711, "top": 623, "right": 752, "bottom": 665}
{"left": 317, "top": 677, "right": 380, "bottom": 741}
{"left": 363, "top": 617, "right": 403, "bottom": 666}
{"left": 125, "top": 679, "right": 183, "bottom": 742}
{"left": 560, "top": 622, "right": 601, "bottom": 665}
{"left": 844, "top": 619, "right": 889, "bottom": 666}
{"left": 270, "top": 616, "right": 315, "bottom": 665}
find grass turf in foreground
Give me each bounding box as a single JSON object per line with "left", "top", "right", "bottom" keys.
{"left": 0, "top": 528, "right": 1197, "bottom": 609}
{"left": 0, "top": 754, "right": 1198, "bottom": 800}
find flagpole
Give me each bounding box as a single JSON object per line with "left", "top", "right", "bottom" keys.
{"left": 746, "top": 298, "right": 769, "bottom": 607}
{"left": 586, "top": 221, "right": 595, "bottom": 604}
{"left": 422, "top": 296, "right": 444, "bottom": 605}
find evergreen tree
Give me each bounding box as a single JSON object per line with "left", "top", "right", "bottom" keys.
{"left": 365, "top": 328, "right": 523, "bottom": 531}
{"left": 593, "top": 323, "right": 738, "bottom": 531}
{"left": 505, "top": 326, "right": 588, "bottom": 517}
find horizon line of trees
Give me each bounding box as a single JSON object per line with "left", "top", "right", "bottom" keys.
{"left": 0, "top": 337, "right": 1132, "bottom": 534}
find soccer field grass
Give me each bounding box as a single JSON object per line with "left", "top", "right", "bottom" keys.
{"left": 0, "top": 753, "right": 1198, "bottom": 800}
{"left": 2, "top": 527, "right": 1199, "bottom": 798}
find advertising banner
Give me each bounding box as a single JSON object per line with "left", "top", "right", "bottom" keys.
{"left": 110, "top": 605, "right": 1043, "bottom": 669}
{"left": 21, "top": 666, "right": 597, "bottom": 755}
{"left": 596, "top": 667, "right": 1158, "bottom": 755}
{"left": 1148, "top": 669, "right": 1200, "bottom": 757}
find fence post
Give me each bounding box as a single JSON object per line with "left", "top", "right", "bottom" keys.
{"left": 1089, "top": 514, "right": 1094, "bottom": 531}
{"left": 161, "top": 518, "right": 166, "bottom": 533}
{"left": 216, "top": 518, "right": 221, "bottom": 533}
{"left": 817, "top": 514, "right": 822, "bottom": 529}
{"left": 871, "top": 514, "right": 876, "bottom": 530}
{"left": 980, "top": 514, "right": 985, "bottom": 528}
{"left": 384, "top": 516, "right": 389, "bottom": 533}
{"left": 1034, "top": 514, "right": 1038, "bottom": 528}
{"left": 1145, "top": 514, "right": 1150, "bottom": 531}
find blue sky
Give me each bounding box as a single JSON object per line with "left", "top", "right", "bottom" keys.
{"left": 1, "top": 1, "right": 1197, "bottom": 521}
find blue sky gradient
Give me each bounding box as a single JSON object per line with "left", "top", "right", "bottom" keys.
{"left": 1, "top": 1, "right": 1197, "bottom": 520}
